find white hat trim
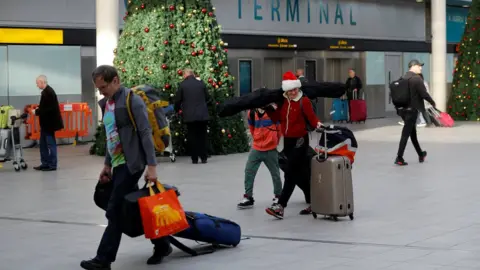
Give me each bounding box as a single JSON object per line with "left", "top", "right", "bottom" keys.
{"left": 282, "top": 79, "right": 302, "bottom": 91}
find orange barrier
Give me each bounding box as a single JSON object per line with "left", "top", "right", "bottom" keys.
{"left": 24, "top": 103, "right": 93, "bottom": 141}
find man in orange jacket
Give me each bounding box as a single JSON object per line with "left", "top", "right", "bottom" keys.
{"left": 237, "top": 106, "right": 282, "bottom": 209}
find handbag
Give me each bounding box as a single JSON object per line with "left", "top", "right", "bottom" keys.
{"left": 138, "top": 180, "right": 189, "bottom": 239}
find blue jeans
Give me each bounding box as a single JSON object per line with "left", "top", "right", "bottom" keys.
{"left": 40, "top": 130, "right": 57, "bottom": 168}
{"left": 96, "top": 164, "right": 170, "bottom": 263}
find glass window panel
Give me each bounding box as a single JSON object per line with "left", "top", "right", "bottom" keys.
{"left": 7, "top": 45, "right": 81, "bottom": 96}
{"left": 365, "top": 51, "right": 385, "bottom": 85}
{"left": 239, "top": 60, "right": 252, "bottom": 96}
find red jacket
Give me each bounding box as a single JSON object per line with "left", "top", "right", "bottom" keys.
{"left": 248, "top": 110, "right": 280, "bottom": 151}
{"left": 268, "top": 92, "right": 319, "bottom": 138}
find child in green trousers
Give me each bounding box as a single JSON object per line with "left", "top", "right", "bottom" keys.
{"left": 238, "top": 108, "right": 282, "bottom": 209}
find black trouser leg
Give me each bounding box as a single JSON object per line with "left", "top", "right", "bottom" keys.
{"left": 397, "top": 110, "right": 420, "bottom": 158}
{"left": 96, "top": 165, "right": 143, "bottom": 263}
{"left": 409, "top": 124, "right": 423, "bottom": 156}
{"left": 187, "top": 121, "right": 208, "bottom": 162}
{"left": 196, "top": 121, "right": 208, "bottom": 161}
{"left": 186, "top": 123, "right": 198, "bottom": 162}
{"left": 278, "top": 134, "right": 309, "bottom": 208}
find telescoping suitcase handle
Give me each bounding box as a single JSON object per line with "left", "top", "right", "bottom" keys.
{"left": 315, "top": 124, "right": 341, "bottom": 160}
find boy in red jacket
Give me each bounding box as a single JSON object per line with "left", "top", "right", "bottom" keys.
{"left": 265, "top": 71, "right": 321, "bottom": 219}
{"left": 237, "top": 107, "right": 282, "bottom": 209}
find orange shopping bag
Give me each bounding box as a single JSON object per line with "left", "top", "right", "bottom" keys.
{"left": 138, "top": 180, "right": 189, "bottom": 239}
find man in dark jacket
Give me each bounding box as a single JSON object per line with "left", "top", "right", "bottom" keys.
{"left": 174, "top": 69, "right": 211, "bottom": 164}
{"left": 395, "top": 60, "right": 436, "bottom": 166}
{"left": 345, "top": 69, "right": 362, "bottom": 100}
{"left": 34, "top": 75, "right": 63, "bottom": 171}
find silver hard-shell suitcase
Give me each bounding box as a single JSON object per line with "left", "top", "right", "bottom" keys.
{"left": 310, "top": 126, "right": 354, "bottom": 221}
{"left": 0, "top": 129, "right": 11, "bottom": 159}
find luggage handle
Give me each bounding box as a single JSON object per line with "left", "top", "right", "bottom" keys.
{"left": 315, "top": 124, "right": 340, "bottom": 160}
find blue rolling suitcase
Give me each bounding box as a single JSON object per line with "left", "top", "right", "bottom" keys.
{"left": 331, "top": 99, "right": 349, "bottom": 122}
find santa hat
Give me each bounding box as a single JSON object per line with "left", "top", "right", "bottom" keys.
{"left": 282, "top": 71, "right": 302, "bottom": 91}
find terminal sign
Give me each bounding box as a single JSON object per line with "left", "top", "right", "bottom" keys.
{"left": 267, "top": 37, "right": 297, "bottom": 49}
{"left": 329, "top": 40, "right": 355, "bottom": 50}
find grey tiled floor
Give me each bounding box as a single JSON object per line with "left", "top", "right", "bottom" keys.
{"left": 2, "top": 118, "right": 480, "bottom": 269}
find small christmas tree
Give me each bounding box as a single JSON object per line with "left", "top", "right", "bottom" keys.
{"left": 447, "top": 2, "right": 480, "bottom": 120}
{"left": 92, "top": 0, "right": 249, "bottom": 156}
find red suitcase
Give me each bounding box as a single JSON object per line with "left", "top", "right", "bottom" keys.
{"left": 349, "top": 92, "right": 367, "bottom": 123}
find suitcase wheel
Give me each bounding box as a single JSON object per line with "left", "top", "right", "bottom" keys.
{"left": 349, "top": 213, "right": 354, "bottom": 220}
{"left": 13, "top": 161, "right": 20, "bottom": 172}
{"left": 312, "top": 212, "right": 317, "bottom": 219}
{"left": 331, "top": 215, "right": 339, "bottom": 222}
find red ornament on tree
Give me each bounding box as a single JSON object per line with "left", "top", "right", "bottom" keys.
{"left": 169, "top": 5, "right": 175, "bottom": 11}
{"left": 224, "top": 48, "right": 228, "bottom": 52}
{"left": 211, "top": 46, "right": 217, "bottom": 51}
{"left": 144, "top": 66, "right": 148, "bottom": 71}
{"left": 164, "top": 40, "right": 169, "bottom": 45}
{"left": 169, "top": 24, "right": 175, "bottom": 29}
{"left": 198, "top": 50, "right": 204, "bottom": 55}
{"left": 228, "top": 134, "right": 232, "bottom": 138}
{"left": 139, "top": 46, "right": 144, "bottom": 51}
{"left": 208, "top": 78, "right": 213, "bottom": 83}
{"left": 180, "top": 39, "right": 186, "bottom": 45}
{"left": 177, "top": 69, "right": 183, "bottom": 76}
{"left": 144, "top": 27, "right": 149, "bottom": 33}
{"left": 140, "top": 3, "right": 145, "bottom": 9}
{"left": 201, "top": 8, "right": 207, "bottom": 14}
{"left": 122, "top": 68, "right": 126, "bottom": 73}
{"left": 224, "top": 72, "right": 229, "bottom": 77}
{"left": 161, "top": 64, "right": 168, "bottom": 69}
{"left": 218, "top": 60, "right": 223, "bottom": 66}
{"left": 218, "top": 81, "right": 222, "bottom": 86}
{"left": 208, "top": 12, "right": 213, "bottom": 17}
{"left": 190, "top": 42, "right": 196, "bottom": 48}
{"left": 191, "top": 51, "right": 197, "bottom": 56}
{"left": 165, "top": 83, "right": 171, "bottom": 89}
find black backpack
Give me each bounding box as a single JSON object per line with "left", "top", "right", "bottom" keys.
{"left": 389, "top": 77, "right": 411, "bottom": 108}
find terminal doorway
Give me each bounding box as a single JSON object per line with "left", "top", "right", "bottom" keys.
{"left": 319, "top": 58, "right": 353, "bottom": 120}
{"left": 263, "top": 58, "right": 294, "bottom": 89}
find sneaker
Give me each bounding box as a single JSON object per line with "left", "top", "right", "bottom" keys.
{"left": 272, "top": 195, "right": 280, "bottom": 204}
{"left": 265, "top": 203, "right": 284, "bottom": 219}
{"left": 146, "top": 245, "right": 173, "bottom": 265}
{"left": 299, "top": 206, "right": 312, "bottom": 215}
{"left": 419, "top": 151, "right": 427, "bottom": 163}
{"left": 394, "top": 157, "right": 408, "bottom": 166}
{"left": 398, "top": 121, "right": 405, "bottom": 126}
{"left": 417, "top": 123, "right": 426, "bottom": 128}
{"left": 237, "top": 196, "right": 254, "bottom": 209}
{"left": 80, "top": 258, "right": 111, "bottom": 270}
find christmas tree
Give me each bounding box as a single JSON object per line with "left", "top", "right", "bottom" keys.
{"left": 91, "top": 0, "right": 249, "bottom": 156}
{"left": 447, "top": 2, "right": 480, "bottom": 121}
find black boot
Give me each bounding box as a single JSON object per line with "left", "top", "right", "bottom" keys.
{"left": 80, "top": 258, "right": 111, "bottom": 270}
{"left": 146, "top": 245, "right": 173, "bottom": 265}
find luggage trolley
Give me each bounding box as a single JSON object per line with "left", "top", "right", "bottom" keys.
{"left": 0, "top": 113, "right": 28, "bottom": 171}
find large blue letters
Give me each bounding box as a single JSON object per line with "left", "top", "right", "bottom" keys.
{"left": 237, "top": 0, "right": 357, "bottom": 26}
{"left": 286, "top": 0, "right": 299, "bottom": 22}
{"left": 271, "top": 0, "right": 281, "bottom": 21}
{"left": 254, "top": 0, "right": 263, "bottom": 20}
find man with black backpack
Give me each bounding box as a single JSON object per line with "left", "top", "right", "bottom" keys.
{"left": 390, "top": 59, "right": 436, "bottom": 166}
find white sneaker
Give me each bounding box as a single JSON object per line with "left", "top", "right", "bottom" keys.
{"left": 417, "top": 123, "right": 426, "bottom": 128}
{"left": 398, "top": 121, "right": 405, "bottom": 126}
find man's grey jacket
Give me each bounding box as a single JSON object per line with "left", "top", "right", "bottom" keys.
{"left": 98, "top": 86, "right": 157, "bottom": 174}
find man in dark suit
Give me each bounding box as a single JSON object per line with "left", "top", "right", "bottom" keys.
{"left": 34, "top": 75, "right": 63, "bottom": 171}
{"left": 174, "top": 69, "right": 211, "bottom": 164}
